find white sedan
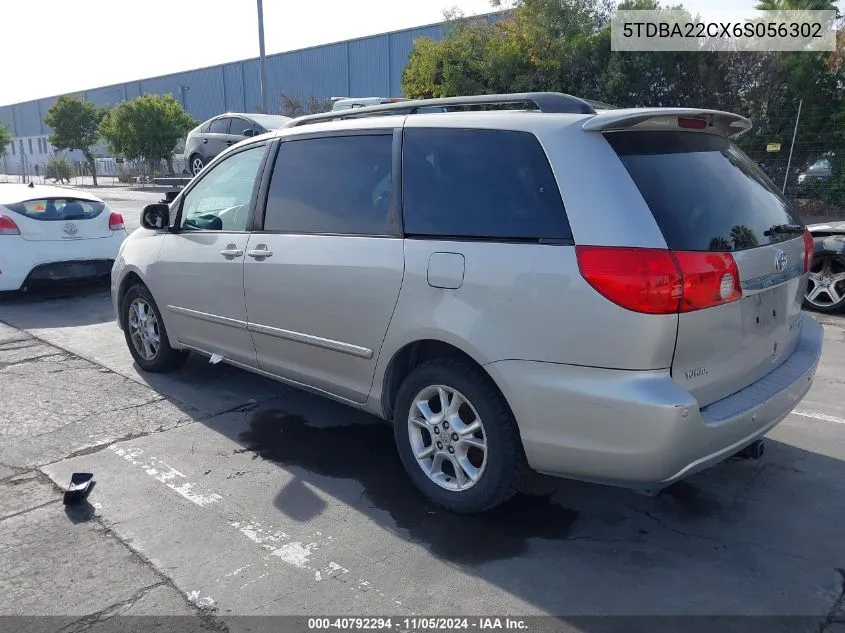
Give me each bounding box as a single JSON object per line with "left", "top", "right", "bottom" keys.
{"left": 0, "top": 184, "right": 127, "bottom": 292}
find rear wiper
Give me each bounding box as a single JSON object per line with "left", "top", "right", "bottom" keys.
{"left": 764, "top": 223, "right": 803, "bottom": 236}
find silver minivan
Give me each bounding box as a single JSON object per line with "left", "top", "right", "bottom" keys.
{"left": 112, "top": 93, "right": 823, "bottom": 513}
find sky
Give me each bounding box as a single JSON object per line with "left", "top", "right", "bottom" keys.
{"left": 0, "top": 0, "right": 835, "bottom": 106}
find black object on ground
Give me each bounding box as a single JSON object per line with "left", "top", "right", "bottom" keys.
{"left": 63, "top": 472, "right": 95, "bottom": 505}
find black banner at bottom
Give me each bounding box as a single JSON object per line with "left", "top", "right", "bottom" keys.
{"left": 0, "top": 616, "right": 832, "bottom": 633}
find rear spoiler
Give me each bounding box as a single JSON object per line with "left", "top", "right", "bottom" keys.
{"left": 582, "top": 108, "right": 752, "bottom": 139}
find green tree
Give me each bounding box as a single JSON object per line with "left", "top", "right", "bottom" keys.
{"left": 0, "top": 124, "right": 12, "bottom": 162}
{"left": 43, "top": 96, "right": 106, "bottom": 186}
{"left": 100, "top": 94, "right": 196, "bottom": 173}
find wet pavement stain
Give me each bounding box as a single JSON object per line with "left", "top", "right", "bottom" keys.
{"left": 239, "top": 409, "right": 579, "bottom": 565}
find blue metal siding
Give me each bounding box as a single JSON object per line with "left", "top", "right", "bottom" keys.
{"left": 348, "top": 37, "right": 391, "bottom": 97}
{"left": 84, "top": 86, "right": 125, "bottom": 108}
{"left": 222, "top": 63, "right": 246, "bottom": 111}
{"left": 241, "top": 59, "right": 262, "bottom": 113}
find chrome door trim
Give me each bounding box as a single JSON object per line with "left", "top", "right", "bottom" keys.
{"left": 166, "top": 305, "right": 248, "bottom": 330}
{"left": 247, "top": 322, "right": 374, "bottom": 359}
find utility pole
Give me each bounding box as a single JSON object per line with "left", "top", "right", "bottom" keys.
{"left": 257, "top": 0, "right": 268, "bottom": 113}
{"left": 783, "top": 99, "right": 802, "bottom": 194}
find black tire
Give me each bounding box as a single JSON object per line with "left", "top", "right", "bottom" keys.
{"left": 393, "top": 358, "right": 527, "bottom": 513}
{"left": 802, "top": 252, "right": 845, "bottom": 313}
{"left": 121, "top": 283, "right": 188, "bottom": 372}
{"left": 190, "top": 154, "right": 205, "bottom": 177}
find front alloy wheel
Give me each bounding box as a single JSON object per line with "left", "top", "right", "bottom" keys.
{"left": 121, "top": 283, "right": 188, "bottom": 372}
{"left": 408, "top": 385, "right": 488, "bottom": 491}
{"left": 127, "top": 297, "right": 160, "bottom": 361}
{"left": 805, "top": 252, "right": 845, "bottom": 313}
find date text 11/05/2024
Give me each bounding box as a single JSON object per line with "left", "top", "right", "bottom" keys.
{"left": 308, "top": 617, "right": 528, "bottom": 631}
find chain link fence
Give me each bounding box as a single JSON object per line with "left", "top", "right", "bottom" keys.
{"left": 742, "top": 103, "right": 844, "bottom": 225}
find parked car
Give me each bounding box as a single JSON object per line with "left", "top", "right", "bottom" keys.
{"left": 797, "top": 158, "right": 832, "bottom": 187}
{"left": 803, "top": 220, "right": 845, "bottom": 313}
{"left": 0, "top": 183, "right": 127, "bottom": 292}
{"left": 112, "top": 92, "right": 823, "bottom": 513}
{"left": 184, "top": 113, "right": 292, "bottom": 177}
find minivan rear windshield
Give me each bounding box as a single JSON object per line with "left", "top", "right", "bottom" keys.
{"left": 605, "top": 131, "right": 802, "bottom": 252}
{"left": 4, "top": 198, "right": 105, "bottom": 222}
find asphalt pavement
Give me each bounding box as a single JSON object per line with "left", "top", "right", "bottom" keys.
{"left": 1, "top": 187, "right": 844, "bottom": 632}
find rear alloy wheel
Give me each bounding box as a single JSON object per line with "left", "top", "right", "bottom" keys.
{"left": 394, "top": 358, "right": 526, "bottom": 513}
{"left": 190, "top": 155, "right": 205, "bottom": 176}
{"left": 804, "top": 252, "right": 845, "bottom": 313}
{"left": 122, "top": 284, "right": 188, "bottom": 372}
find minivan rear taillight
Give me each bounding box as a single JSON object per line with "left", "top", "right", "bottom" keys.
{"left": 802, "top": 227, "right": 814, "bottom": 273}
{"left": 108, "top": 212, "right": 125, "bottom": 231}
{"left": 576, "top": 246, "right": 742, "bottom": 315}
{"left": 671, "top": 251, "right": 741, "bottom": 313}
{"left": 0, "top": 214, "right": 20, "bottom": 235}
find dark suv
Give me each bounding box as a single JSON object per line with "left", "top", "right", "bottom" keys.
{"left": 184, "top": 113, "right": 291, "bottom": 176}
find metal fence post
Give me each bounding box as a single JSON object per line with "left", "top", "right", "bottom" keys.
{"left": 783, "top": 99, "right": 803, "bottom": 194}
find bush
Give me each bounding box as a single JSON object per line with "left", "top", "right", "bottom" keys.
{"left": 116, "top": 169, "right": 135, "bottom": 183}
{"left": 44, "top": 154, "right": 72, "bottom": 183}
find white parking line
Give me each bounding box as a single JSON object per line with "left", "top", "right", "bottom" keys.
{"left": 110, "top": 446, "right": 223, "bottom": 506}
{"left": 793, "top": 409, "right": 845, "bottom": 425}
{"left": 106, "top": 444, "right": 408, "bottom": 610}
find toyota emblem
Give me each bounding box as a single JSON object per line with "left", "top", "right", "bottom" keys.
{"left": 774, "top": 249, "right": 787, "bottom": 272}
{"left": 62, "top": 222, "right": 78, "bottom": 236}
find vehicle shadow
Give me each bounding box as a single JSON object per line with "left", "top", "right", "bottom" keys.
{"left": 190, "top": 387, "right": 845, "bottom": 621}
{"left": 0, "top": 280, "right": 114, "bottom": 328}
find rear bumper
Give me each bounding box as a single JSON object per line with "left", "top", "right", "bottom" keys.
{"left": 485, "top": 315, "right": 823, "bottom": 488}
{"left": 0, "top": 232, "right": 125, "bottom": 291}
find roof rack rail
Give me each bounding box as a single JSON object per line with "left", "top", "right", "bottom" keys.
{"left": 285, "top": 92, "right": 598, "bottom": 127}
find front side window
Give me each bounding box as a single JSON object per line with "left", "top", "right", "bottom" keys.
{"left": 402, "top": 128, "right": 571, "bottom": 241}
{"left": 263, "top": 134, "right": 393, "bottom": 235}
{"left": 229, "top": 118, "right": 252, "bottom": 136}
{"left": 179, "top": 145, "right": 265, "bottom": 231}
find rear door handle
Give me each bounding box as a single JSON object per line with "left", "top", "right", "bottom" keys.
{"left": 220, "top": 247, "right": 244, "bottom": 258}
{"left": 202, "top": 138, "right": 208, "bottom": 144}
{"left": 246, "top": 246, "right": 273, "bottom": 259}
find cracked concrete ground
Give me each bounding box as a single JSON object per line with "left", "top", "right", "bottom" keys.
{"left": 0, "top": 191, "right": 844, "bottom": 632}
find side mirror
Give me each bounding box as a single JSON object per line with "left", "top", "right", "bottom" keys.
{"left": 141, "top": 203, "right": 170, "bottom": 230}
{"left": 242, "top": 128, "right": 256, "bottom": 137}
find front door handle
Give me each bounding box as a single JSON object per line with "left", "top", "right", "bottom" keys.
{"left": 220, "top": 246, "right": 244, "bottom": 258}
{"left": 246, "top": 246, "right": 273, "bottom": 259}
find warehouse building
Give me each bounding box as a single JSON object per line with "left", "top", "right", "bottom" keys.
{"left": 1, "top": 13, "right": 503, "bottom": 176}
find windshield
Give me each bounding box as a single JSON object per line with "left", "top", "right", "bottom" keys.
{"left": 3, "top": 197, "right": 105, "bottom": 221}
{"left": 249, "top": 114, "right": 291, "bottom": 130}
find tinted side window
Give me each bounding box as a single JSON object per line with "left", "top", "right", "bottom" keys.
{"left": 264, "top": 134, "right": 393, "bottom": 235}
{"left": 605, "top": 131, "right": 802, "bottom": 252}
{"left": 229, "top": 118, "right": 251, "bottom": 136}
{"left": 209, "top": 118, "right": 229, "bottom": 134}
{"left": 402, "top": 128, "right": 571, "bottom": 240}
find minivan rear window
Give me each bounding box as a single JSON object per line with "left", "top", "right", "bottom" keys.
{"left": 605, "top": 131, "right": 802, "bottom": 252}
{"left": 4, "top": 198, "right": 105, "bottom": 222}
